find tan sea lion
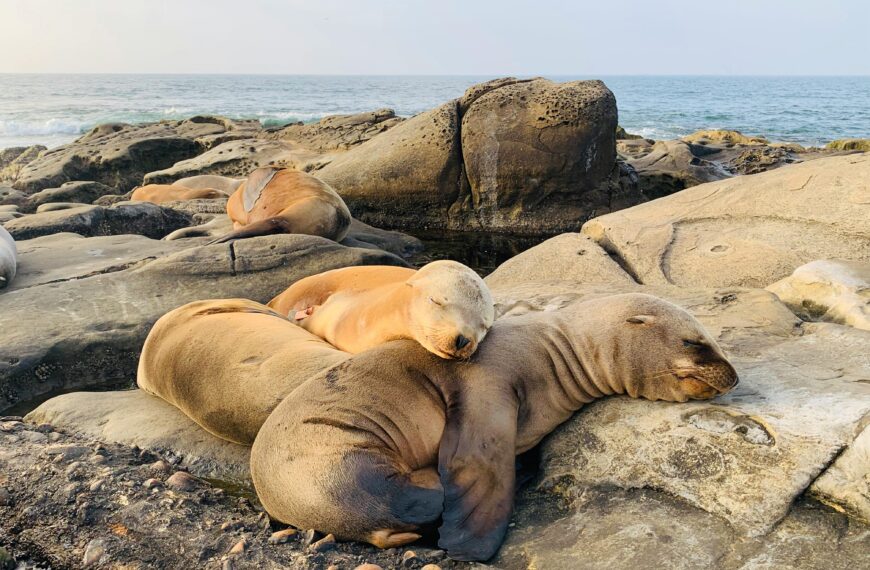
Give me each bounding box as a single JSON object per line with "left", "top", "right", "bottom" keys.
{"left": 268, "top": 260, "right": 495, "bottom": 359}
{"left": 209, "top": 167, "right": 351, "bottom": 244}
{"left": 250, "top": 293, "right": 739, "bottom": 559}
{"left": 131, "top": 183, "right": 228, "bottom": 204}
{"left": 137, "top": 298, "right": 350, "bottom": 445}
{"left": 172, "top": 174, "right": 244, "bottom": 195}
{"left": 0, "top": 225, "right": 17, "bottom": 289}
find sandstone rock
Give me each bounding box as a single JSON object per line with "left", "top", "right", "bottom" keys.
{"left": 24, "top": 181, "right": 120, "bottom": 212}
{"left": 582, "top": 153, "right": 870, "bottom": 288}
{"left": 35, "top": 202, "right": 92, "bottom": 213}
{"left": 143, "top": 139, "right": 321, "bottom": 184}
{"left": 0, "top": 145, "right": 46, "bottom": 182}
{"left": 826, "top": 138, "right": 870, "bottom": 152}
{"left": 484, "top": 233, "right": 634, "bottom": 291}
{"left": 810, "top": 420, "right": 870, "bottom": 523}
{"left": 615, "top": 125, "right": 644, "bottom": 140}
{"left": 616, "top": 138, "right": 654, "bottom": 158}
{"left": 0, "top": 235, "right": 407, "bottom": 411}
{"left": 268, "top": 109, "right": 403, "bottom": 150}
{"left": 0, "top": 212, "right": 23, "bottom": 224}
{"left": 627, "top": 139, "right": 729, "bottom": 199}
{"left": 682, "top": 129, "right": 769, "bottom": 146}
{"left": 767, "top": 259, "right": 870, "bottom": 330}
{"left": 3, "top": 202, "right": 193, "bottom": 241}
{"left": 0, "top": 185, "right": 27, "bottom": 207}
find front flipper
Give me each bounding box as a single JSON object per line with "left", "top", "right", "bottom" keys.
{"left": 206, "top": 216, "right": 294, "bottom": 245}
{"left": 437, "top": 386, "right": 519, "bottom": 562}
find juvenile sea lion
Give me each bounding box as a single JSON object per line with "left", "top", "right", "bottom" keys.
{"left": 0, "top": 225, "right": 17, "bottom": 289}
{"left": 268, "top": 260, "right": 495, "bottom": 359}
{"left": 131, "top": 183, "right": 228, "bottom": 204}
{"left": 209, "top": 167, "right": 351, "bottom": 244}
{"left": 172, "top": 174, "right": 244, "bottom": 195}
{"left": 250, "top": 293, "right": 738, "bottom": 559}
{"left": 137, "top": 298, "right": 349, "bottom": 445}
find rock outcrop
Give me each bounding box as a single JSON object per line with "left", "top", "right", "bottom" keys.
{"left": 266, "top": 108, "right": 404, "bottom": 150}
{"left": 826, "top": 139, "right": 870, "bottom": 152}
{"left": 582, "top": 153, "right": 870, "bottom": 288}
{"left": 0, "top": 145, "right": 46, "bottom": 182}
{"left": 23, "top": 180, "right": 121, "bottom": 212}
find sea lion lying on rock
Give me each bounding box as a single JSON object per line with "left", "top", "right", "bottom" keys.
{"left": 172, "top": 174, "right": 244, "bottom": 195}
{"left": 268, "top": 260, "right": 495, "bottom": 358}
{"left": 131, "top": 183, "right": 229, "bottom": 204}
{"left": 0, "top": 225, "right": 17, "bottom": 288}
{"left": 209, "top": 167, "right": 351, "bottom": 244}
{"left": 251, "top": 293, "right": 738, "bottom": 559}
{"left": 137, "top": 298, "right": 350, "bottom": 445}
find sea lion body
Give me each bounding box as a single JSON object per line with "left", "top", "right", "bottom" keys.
{"left": 0, "top": 225, "right": 17, "bottom": 289}
{"left": 251, "top": 293, "right": 739, "bottom": 558}
{"left": 172, "top": 174, "right": 244, "bottom": 195}
{"left": 137, "top": 298, "right": 350, "bottom": 444}
{"left": 131, "top": 183, "right": 228, "bottom": 204}
{"left": 212, "top": 168, "right": 351, "bottom": 244}
{"left": 268, "top": 260, "right": 495, "bottom": 359}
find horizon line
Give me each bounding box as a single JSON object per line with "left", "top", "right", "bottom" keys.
{"left": 1, "top": 72, "right": 869, "bottom": 78}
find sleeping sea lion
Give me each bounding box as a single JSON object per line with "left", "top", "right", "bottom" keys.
{"left": 268, "top": 260, "right": 495, "bottom": 359}
{"left": 209, "top": 167, "right": 351, "bottom": 244}
{"left": 130, "top": 183, "right": 228, "bottom": 204}
{"left": 0, "top": 225, "right": 17, "bottom": 289}
{"left": 250, "top": 293, "right": 739, "bottom": 559}
{"left": 172, "top": 174, "right": 244, "bottom": 195}
{"left": 137, "top": 298, "right": 349, "bottom": 445}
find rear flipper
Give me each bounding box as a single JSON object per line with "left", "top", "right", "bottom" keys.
{"left": 206, "top": 216, "right": 294, "bottom": 245}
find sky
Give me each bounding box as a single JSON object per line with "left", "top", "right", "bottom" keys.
{"left": 0, "top": 0, "right": 867, "bottom": 75}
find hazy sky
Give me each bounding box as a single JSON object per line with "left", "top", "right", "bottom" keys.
{"left": 1, "top": 0, "right": 867, "bottom": 75}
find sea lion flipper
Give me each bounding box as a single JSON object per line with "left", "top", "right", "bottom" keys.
{"left": 206, "top": 217, "right": 294, "bottom": 245}
{"left": 242, "top": 167, "right": 280, "bottom": 212}
{"left": 437, "top": 389, "right": 519, "bottom": 562}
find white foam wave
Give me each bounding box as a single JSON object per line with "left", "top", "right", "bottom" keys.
{"left": 0, "top": 118, "right": 89, "bottom": 137}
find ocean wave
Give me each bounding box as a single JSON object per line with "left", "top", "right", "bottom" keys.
{"left": 0, "top": 118, "right": 89, "bottom": 137}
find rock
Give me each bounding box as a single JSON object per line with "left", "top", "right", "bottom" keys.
{"left": 339, "top": 219, "right": 424, "bottom": 259}
{"left": 484, "top": 233, "right": 634, "bottom": 291}
{"left": 309, "top": 534, "right": 336, "bottom": 552}
{"left": 24, "top": 181, "right": 120, "bottom": 212}
{"left": 617, "top": 137, "right": 654, "bottom": 158}
{"left": 228, "top": 538, "right": 246, "bottom": 554}
{"left": 0, "top": 487, "right": 10, "bottom": 506}
{"left": 166, "top": 471, "right": 199, "bottom": 492}
{"left": 627, "top": 139, "right": 730, "bottom": 199}
{"left": 354, "top": 565, "right": 384, "bottom": 570}
{"left": 3, "top": 202, "right": 193, "bottom": 240}
{"left": 683, "top": 129, "right": 769, "bottom": 146}
{"left": 143, "top": 478, "right": 163, "bottom": 490}
{"left": 826, "top": 139, "right": 870, "bottom": 152}
{"left": 810, "top": 420, "right": 870, "bottom": 523}
{"left": 0, "top": 234, "right": 406, "bottom": 411}
{"left": 0, "top": 185, "right": 28, "bottom": 207}
{"left": 35, "top": 202, "right": 92, "bottom": 213}
{"left": 0, "top": 145, "right": 45, "bottom": 182}
{"left": 82, "top": 538, "right": 106, "bottom": 566}
{"left": 143, "top": 139, "right": 321, "bottom": 185}
{"left": 268, "top": 528, "right": 297, "bottom": 544}
{"left": 5, "top": 233, "right": 192, "bottom": 292}
{"left": 420, "top": 566, "right": 441, "bottom": 570}
{"left": 766, "top": 259, "right": 870, "bottom": 330}
{"left": 582, "top": 153, "right": 870, "bottom": 288}
{"left": 401, "top": 550, "right": 418, "bottom": 566}
{"left": 616, "top": 125, "right": 644, "bottom": 140}
{"left": 268, "top": 109, "right": 403, "bottom": 150}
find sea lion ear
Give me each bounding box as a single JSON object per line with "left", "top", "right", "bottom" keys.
{"left": 627, "top": 315, "right": 655, "bottom": 325}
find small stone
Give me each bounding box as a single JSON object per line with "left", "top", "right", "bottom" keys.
{"left": 257, "top": 512, "right": 271, "bottom": 529}
{"left": 354, "top": 565, "right": 384, "bottom": 570}
{"left": 221, "top": 520, "right": 244, "bottom": 532}
{"left": 89, "top": 479, "right": 105, "bottom": 492}
{"left": 45, "top": 444, "right": 89, "bottom": 461}
{"left": 148, "top": 459, "right": 172, "bottom": 474}
{"left": 35, "top": 423, "right": 53, "bottom": 433}
{"left": 402, "top": 550, "right": 419, "bottom": 566}
{"left": 0, "top": 487, "right": 10, "bottom": 506}
{"left": 301, "top": 528, "right": 319, "bottom": 546}
{"left": 143, "top": 478, "right": 163, "bottom": 490}
{"left": 423, "top": 550, "right": 445, "bottom": 561}
{"left": 228, "top": 538, "right": 247, "bottom": 555}
{"left": 0, "top": 546, "right": 14, "bottom": 570}
{"left": 421, "top": 565, "right": 442, "bottom": 570}
{"left": 48, "top": 432, "right": 62, "bottom": 442}
{"left": 89, "top": 454, "right": 107, "bottom": 465}
{"left": 166, "top": 471, "right": 198, "bottom": 492}
{"left": 268, "top": 528, "right": 297, "bottom": 544}
{"left": 82, "top": 538, "right": 106, "bottom": 566}
{"left": 309, "top": 533, "right": 336, "bottom": 552}
{"left": 326, "top": 566, "right": 339, "bottom": 570}
{"left": 65, "top": 461, "right": 85, "bottom": 480}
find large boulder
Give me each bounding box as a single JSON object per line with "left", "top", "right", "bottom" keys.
{"left": 582, "top": 153, "right": 870, "bottom": 288}
{"left": 0, "top": 234, "right": 407, "bottom": 412}
{"left": 23, "top": 180, "right": 121, "bottom": 212}
{"left": 2, "top": 202, "right": 193, "bottom": 240}
{"left": 10, "top": 117, "right": 254, "bottom": 193}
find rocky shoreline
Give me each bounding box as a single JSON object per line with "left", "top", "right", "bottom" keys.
{"left": 1, "top": 77, "right": 869, "bottom": 569}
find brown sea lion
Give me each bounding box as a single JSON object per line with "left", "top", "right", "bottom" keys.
{"left": 136, "top": 298, "right": 350, "bottom": 445}
{"left": 268, "top": 260, "right": 495, "bottom": 358}
{"left": 172, "top": 174, "right": 244, "bottom": 195}
{"left": 250, "top": 293, "right": 738, "bottom": 559}
{"left": 130, "top": 183, "right": 228, "bottom": 204}
{"left": 209, "top": 167, "right": 351, "bottom": 244}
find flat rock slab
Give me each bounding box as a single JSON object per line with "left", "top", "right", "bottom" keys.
{"left": 0, "top": 234, "right": 406, "bottom": 411}
{"left": 7, "top": 233, "right": 194, "bottom": 292}
{"left": 582, "top": 153, "right": 870, "bottom": 288}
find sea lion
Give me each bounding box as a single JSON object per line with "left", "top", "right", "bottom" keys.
{"left": 172, "top": 174, "right": 244, "bottom": 195}
{"left": 137, "top": 298, "right": 350, "bottom": 445}
{"left": 0, "top": 225, "right": 17, "bottom": 289}
{"left": 250, "top": 293, "right": 738, "bottom": 559}
{"left": 209, "top": 167, "right": 351, "bottom": 244}
{"left": 131, "top": 183, "right": 228, "bottom": 204}
{"left": 268, "top": 260, "right": 495, "bottom": 359}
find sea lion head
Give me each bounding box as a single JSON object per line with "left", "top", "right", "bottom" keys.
{"left": 405, "top": 260, "right": 495, "bottom": 359}
{"left": 583, "top": 293, "right": 738, "bottom": 402}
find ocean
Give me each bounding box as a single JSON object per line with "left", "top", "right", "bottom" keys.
{"left": 0, "top": 74, "right": 867, "bottom": 150}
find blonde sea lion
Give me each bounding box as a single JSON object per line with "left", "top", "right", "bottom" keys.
{"left": 0, "top": 225, "right": 17, "bottom": 289}
{"left": 268, "top": 260, "right": 495, "bottom": 359}
{"left": 137, "top": 298, "right": 349, "bottom": 445}
{"left": 172, "top": 174, "right": 244, "bottom": 195}
{"left": 209, "top": 167, "right": 351, "bottom": 244}
{"left": 250, "top": 293, "right": 739, "bottom": 559}
{"left": 130, "top": 183, "right": 228, "bottom": 204}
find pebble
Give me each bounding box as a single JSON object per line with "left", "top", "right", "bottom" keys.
{"left": 268, "top": 528, "right": 297, "bottom": 544}
{"left": 309, "top": 533, "right": 336, "bottom": 552}
{"left": 221, "top": 520, "right": 244, "bottom": 532}
{"left": 18, "top": 430, "right": 47, "bottom": 443}
{"left": 0, "top": 487, "right": 10, "bottom": 506}
{"left": 65, "top": 461, "right": 85, "bottom": 480}
{"left": 354, "top": 565, "right": 384, "bottom": 570}
{"left": 89, "top": 479, "right": 105, "bottom": 492}
{"left": 228, "top": 538, "right": 247, "bottom": 555}
{"left": 45, "top": 444, "right": 90, "bottom": 461}
{"left": 143, "top": 478, "right": 163, "bottom": 490}
{"left": 402, "top": 550, "right": 419, "bottom": 566}
{"left": 421, "top": 565, "right": 442, "bottom": 570}
{"left": 148, "top": 459, "right": 172, "bottom": 474}
{"left": 89, "top": 454, "right": 107, "bottom": 465}
{"left": 82, "top": 538, "right": 106, "bottom": 566}
{"left": 166, "top": 471, "right": 198, "bottom": 492}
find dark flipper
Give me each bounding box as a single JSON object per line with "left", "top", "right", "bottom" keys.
{"left": 437, "top": 386, "right": 519, "bottom": 562}
{"left": 206, "top": 217, "right": 294, "bottom": 245}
